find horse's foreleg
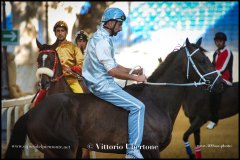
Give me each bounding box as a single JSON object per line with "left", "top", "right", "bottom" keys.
{"left": 183, "top": 118, "right": 195, "bottom": 159}
{"left": 193, "top": 128, "right": 200, "bottom": 145}
{"left": 76, "top": 147, "right": 82, "bottom": 159}
{"left": 76, "top": 147, "right": 90, "bottom": 159}
{"left": 82, "top": 148, "right": 91, "bottom": 159}
{"left": 183, "top": 116, "right": 206, "bottom": 159}
{"left": 193, "top": 129, "right": 202, "bottom": 159}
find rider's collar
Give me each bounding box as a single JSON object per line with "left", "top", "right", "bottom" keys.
{"left": 100, "top": 24, "right": 111, "bottom": 37}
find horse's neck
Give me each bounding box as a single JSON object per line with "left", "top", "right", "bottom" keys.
{"left": 145, "top": 53, "right": 187, "bottom": 123}
{"left": 47, "top": 78, "right": 72, "bottom": 95}
{"left": 47, "top": 61, "right": 72, "bottom": 95}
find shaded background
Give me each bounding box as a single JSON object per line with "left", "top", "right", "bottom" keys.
{"left": 1, "top": 1, "right": 239, "bottom": 159}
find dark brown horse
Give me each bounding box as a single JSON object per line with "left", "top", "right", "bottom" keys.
{"left": 157, "top": 57, "right": 239, "bottom": 158}
{"left": 182, "top": 82, "right": 239, "bottom": 158}
{"left": 5, "top": 38, "right": 224, "bottom": 158}
{"left": 34, "top": 39, "right": 90, "bottom": 158}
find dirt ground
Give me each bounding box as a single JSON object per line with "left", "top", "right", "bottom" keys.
{"left": 2, "top": 108, "right": 238, "bottom": 159}
{"left": 94, "top": 108, "right": 239, "bottom": 159}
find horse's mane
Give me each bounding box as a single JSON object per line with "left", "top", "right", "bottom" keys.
{"left": 125, "top": 47, "right": 184, "bottom": 91}
{"left": 147, "top": 47, "right": 184, "bottom": 82}
{"left": 147, "top": 42, "right": 207, "bottom": 83}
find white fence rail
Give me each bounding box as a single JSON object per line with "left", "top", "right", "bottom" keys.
{"left": 1, "top": 94, "right": 34, "bottom": 157}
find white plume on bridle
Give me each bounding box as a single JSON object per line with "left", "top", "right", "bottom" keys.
{"left": 36, "top": 68, "right": 54, "bottom": 81}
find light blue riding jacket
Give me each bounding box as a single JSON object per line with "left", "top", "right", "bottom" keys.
{"left": 82, "top": 26, "right": 119, "bottom": 92}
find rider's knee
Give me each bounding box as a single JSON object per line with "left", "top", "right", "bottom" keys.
{"left": 138, "top": 102, "right": 145, "bottom": 112}
{"left": 130, "top": 100, "right": 145, "bottom": 113}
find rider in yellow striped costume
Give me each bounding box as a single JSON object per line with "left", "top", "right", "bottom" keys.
{"left": 53, "top": 20, "right": 84, "bottom": 93}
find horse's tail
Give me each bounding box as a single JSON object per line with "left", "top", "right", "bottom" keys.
{"left": 5, "top": 112, "right": 29, "bottom": 159}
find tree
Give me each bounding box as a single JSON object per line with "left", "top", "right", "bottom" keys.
{"left": 72, "top": 2, "right": 114, "bottom": 38}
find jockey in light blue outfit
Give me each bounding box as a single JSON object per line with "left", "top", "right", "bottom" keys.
{"left": 82, "top": 7, "right": 147, "bottom": 159}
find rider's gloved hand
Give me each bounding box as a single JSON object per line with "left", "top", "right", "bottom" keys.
{"left": 133, "top": 68, "right": 143, "bottom": 75}
{"left": 71, "top": 66, "right": 82, "bottom": 74}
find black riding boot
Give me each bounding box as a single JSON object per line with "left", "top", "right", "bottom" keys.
{"left": 209, "top": 92, "right": 222, "bottom": 124}
{"left": 209, "top": 82, "right": 227, "bottom": 124}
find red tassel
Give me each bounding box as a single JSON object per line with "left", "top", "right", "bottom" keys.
{"left": 195, "top": 145, "right": 202, "bottom": 159}
{"left": 34, "top": 89, "right": 47, "bottom": 106}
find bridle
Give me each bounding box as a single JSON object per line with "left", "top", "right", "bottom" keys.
{"left": 36, "top": 49, "right": 64, "bottom": 90}
{"left": 184, "top": 47, "right": 221, "bottom": 91}
{"left": 125, "top": 46, "right": 221, "bottom": 92}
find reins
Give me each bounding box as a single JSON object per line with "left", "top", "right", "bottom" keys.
{"left": 124, "top": 46, "right": 221, "bottom": 91}
{"left": 125, "top": 65, "right": 207, "bottom": 87}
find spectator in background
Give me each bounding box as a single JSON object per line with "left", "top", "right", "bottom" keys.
{"left": 75, "top": 30, "right": 89, "bottom": 54}
{"left": 207, "top": 32, "right": 233, "bottom": 129}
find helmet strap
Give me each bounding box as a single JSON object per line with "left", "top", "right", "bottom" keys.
{"left": 103, "top": 21, "right": 118, "bottom": 36}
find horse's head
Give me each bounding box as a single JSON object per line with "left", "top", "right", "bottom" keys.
{"left": 36, "top": 39, "right": 62, "bottom": 90}
{"left": 184, "top": 37, "right": 224, "bottom": 93}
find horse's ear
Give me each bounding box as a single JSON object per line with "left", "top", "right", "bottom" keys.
{"left": 51, "top": 40, "right": 59, "bottom": 50}
{"left": 36, "top": 38, "right": 42, "bottom": 50}
{"left": 158, "top": 57, "right": 162, "bottom": 63}
{"left": 196, "top": 37, "right": 202, "bottom": 47}
{"left": 186, "top": 38, "right": 190, "bottom": 47}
